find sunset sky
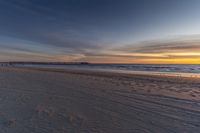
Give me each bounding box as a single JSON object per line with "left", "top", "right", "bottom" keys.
{"left": 0, "top": 0, "right": 200, "bottom": 64}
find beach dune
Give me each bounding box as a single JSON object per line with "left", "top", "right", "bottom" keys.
{"left": 0, "top": 67, "right": 200, "bottom": 132}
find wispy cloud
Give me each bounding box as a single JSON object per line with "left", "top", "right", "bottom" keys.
{"left": 75, "top": 36, "right": 200, "bottom": 63}
{"left": 115, "top": 39, "right": 200, "bottom": 54}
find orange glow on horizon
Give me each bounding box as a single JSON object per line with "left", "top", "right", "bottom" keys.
{"left": 76, "top": 51, "right": 200, "bottom": 64}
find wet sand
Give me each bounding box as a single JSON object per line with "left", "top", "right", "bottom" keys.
{"left": 0, "top": 67, "right": 200, "bottom": 133}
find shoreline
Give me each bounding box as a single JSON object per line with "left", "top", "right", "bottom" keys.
{"left": 13, "top": 65, "right": 200, "bottom": 79}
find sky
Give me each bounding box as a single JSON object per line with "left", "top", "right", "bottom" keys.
{"left": 0, "top": 0, "right": 200, "bottom": 64}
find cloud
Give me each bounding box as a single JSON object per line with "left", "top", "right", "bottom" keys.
{"left": 76, "top": 36, "right": 200, "bottom": 63}
{"left": 114, "top": 38, "right": 200, "bottom": 54}
{"left": 0, "top": 0, "right": 103, "bottom": 52}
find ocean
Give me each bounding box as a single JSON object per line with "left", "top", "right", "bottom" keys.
{"left": 16, "top": 64, "right": 200, "bottom": 75}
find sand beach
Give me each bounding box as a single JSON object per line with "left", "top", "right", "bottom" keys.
{"left": 0, "top": 67, "right": 200, "bottom": 132}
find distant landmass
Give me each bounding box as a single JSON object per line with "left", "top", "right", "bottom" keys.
{"left": 0, "top": 62, "right": 91, "bottom": 66}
